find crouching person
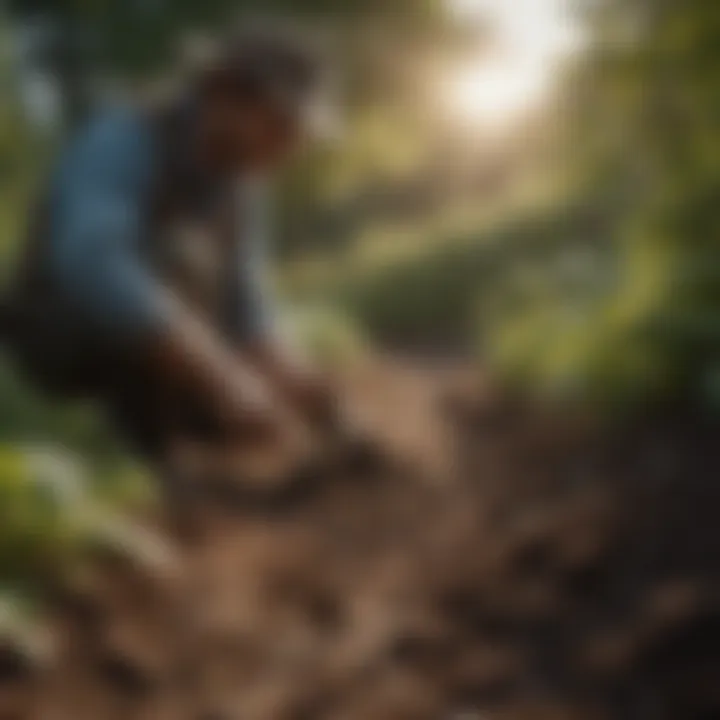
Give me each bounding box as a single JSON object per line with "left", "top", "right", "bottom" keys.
{"left": 4, "top": 29, "right": 342, "bottom": 499}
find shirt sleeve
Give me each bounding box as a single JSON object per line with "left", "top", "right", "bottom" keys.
{"left": 47, "top": 111, "right": 171, "bottom": 340}
{"left": 226, "top": 180, "right": 278, "bottom": 344}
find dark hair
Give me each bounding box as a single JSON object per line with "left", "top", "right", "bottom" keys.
{"left": 198, "top": 27, "right": 323, "bottom": 111}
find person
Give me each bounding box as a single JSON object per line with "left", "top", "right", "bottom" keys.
{"left": 4, "top": 29, "right": 341, "bottom": 478}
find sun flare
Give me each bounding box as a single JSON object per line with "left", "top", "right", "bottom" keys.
{"left": 446, "top": 53, "right": 549, "bottom": 128}
{"left": 445, "top": 0, "right": 585, "bottom": 129}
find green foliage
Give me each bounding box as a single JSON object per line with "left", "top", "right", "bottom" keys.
{"left": 0, "top": 443, "right": 157, "bottom": 597}
{"left": 288, "top": 304, "right": 368, "bottom": 366}
{"left": 290, "top": 0, "right": 720, "bottom": 410}
{"left": 482, "top": 0, "right": 720, "bottom": 407}
{"left": 0, "top": 356, "right": 123, "bottom": 458}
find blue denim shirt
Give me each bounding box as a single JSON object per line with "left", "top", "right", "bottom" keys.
{"left": 43, "top": 106, "right": 274, "bottom": 345}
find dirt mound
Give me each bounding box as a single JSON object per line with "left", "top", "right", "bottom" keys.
{"left": 0, "top": 364, "right": 718, "bottom": 720}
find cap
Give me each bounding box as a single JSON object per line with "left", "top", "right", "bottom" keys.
{"left": 191, "top": 25, "right": 341, "bottom": 141}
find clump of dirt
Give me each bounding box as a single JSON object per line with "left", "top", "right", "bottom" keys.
{"left": 0, "top": 364, "right": 718, "bottom": 720}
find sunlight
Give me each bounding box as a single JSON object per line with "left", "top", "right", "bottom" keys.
{"left": 446, "top": 52, "right": 549, "bottom": 128}
{"left": 445, "top": 0, "right": 586, "bottom": 130}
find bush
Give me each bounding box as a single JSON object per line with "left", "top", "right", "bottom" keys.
{"left": 0, "top": 444, "right": 157, "bottom": 596}
{"left": 286, "top": 305, "right": 370, "bottom": 366}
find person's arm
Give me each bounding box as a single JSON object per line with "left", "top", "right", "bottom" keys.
{"left": 50, "top": 112, "right": 275, "bottom": 432}
{"left": 228, "top": 180, "right": 337, "bottom": 428}
{"left": 226, "top": 178, "right": 280, "bottom": 345}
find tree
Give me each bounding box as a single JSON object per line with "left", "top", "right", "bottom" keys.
{"left": 484, "top": 0, "right": 720, "bottom": 407}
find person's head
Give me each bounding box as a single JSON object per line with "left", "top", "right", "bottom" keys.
{"left": 194, "top": 28, "right": 328, "bottom": 175}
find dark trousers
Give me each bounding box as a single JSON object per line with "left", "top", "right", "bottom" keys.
{"left": 5, "top": 297, "right": 224, "bottom": 466}
{"left": 99, "top": 350, "right": 224, "bottom": 463}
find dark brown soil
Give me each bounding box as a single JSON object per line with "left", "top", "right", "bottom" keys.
{"left": 0, "top": 363, "right": 718, "bottom": 720}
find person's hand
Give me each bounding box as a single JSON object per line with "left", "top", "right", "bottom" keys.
{"left": 201, "top": 378, "right": 323, "bottom": 493}
{"left": 268, "top": 361, "right": 387, "bottom": 473}
{"left": 212, "top": 365, "right": 281, "bottom": 445}
{"left": 280, "top": 367, "right": 340, "bottom": 431}
{"left": 244, "top": 342, "right": 340, "bottom": 431}
{"left": 150, "top": 307, "right": 286, "bottom": 446}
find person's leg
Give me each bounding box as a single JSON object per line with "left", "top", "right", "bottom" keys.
{"left": 102, "top": 345, "right": 244, "bottom": 512}
{"left": 101, "top": 354, "right": 170, "bottom": 461}
{"left": 98, "top": 358, "right": 213, "bottom": 543}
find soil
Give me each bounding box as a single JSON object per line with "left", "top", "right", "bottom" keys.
{"left": 0, "top": 361, "right": 718, "bottom": 720}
